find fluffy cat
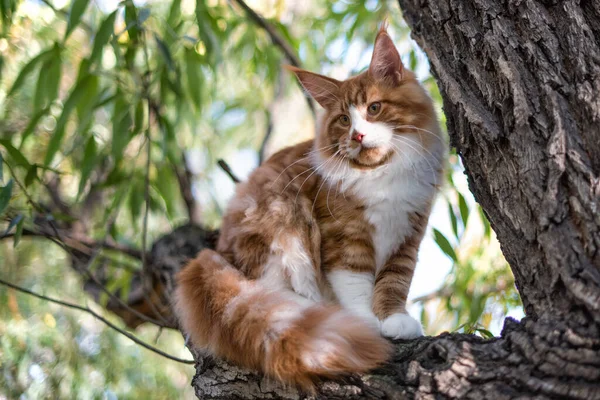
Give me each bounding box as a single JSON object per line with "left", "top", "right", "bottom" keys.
{"left": 175, "top": 25, "right": 445, "bottom": 390}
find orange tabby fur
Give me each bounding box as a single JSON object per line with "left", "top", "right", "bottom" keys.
{"left": 175, "top": 25, "right": 444, "bottom": 391}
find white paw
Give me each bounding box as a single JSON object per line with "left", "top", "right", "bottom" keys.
{"left": 381, "top": 313, "right": 423, "bottom": 339}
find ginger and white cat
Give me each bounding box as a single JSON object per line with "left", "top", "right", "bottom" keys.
{"left": 175, "top": 25, "right": 445, "bottom": 390}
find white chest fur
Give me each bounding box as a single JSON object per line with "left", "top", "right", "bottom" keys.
{"left": 320, "top": 145, "right": 439, "bottom": 272}
{"left": 353, "top": 162, "right": 435, "bottom": 272}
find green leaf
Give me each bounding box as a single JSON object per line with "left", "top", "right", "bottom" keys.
{"left": 19, "top": 108, "right": 49, "bottom": 149}
{"left": 45, "top": 74, "right": 99, "bottom": 166}
{"left": 3, "top": 214, "right": 21, "bottom": 234}
{"left": 0, "top": 179, "right": 13, "bottom": 215}
{"left": 13, "top": 217, "right": 24, "bottom": 248}
{"left": 77, "top": 136, "right": 98, "bottom": 198}
{"left": 90, "top": 10, "right": 118, "bottom": 64}
{"left": 65, "top": 0, "right": 90, "bottom": 40}
{"left": 474, "top": 327, "right": 494, "bottom": 339}
{"left": 24, "top": 164, "right": 37, "bottom": 187}
{"left": 478, "top": 205, "right": 491, "bottom": 240}
{"left": 111, "top": 95, "right": 133, "bottom": 160}
{"left": 154, "top": 33, "right": 175, "bottom": 71}
{"left": 33, "top": 44, "right": 62, "bottom": 112}
{"left": 448, "top": 202, "right": 458, "bottom": 239}
{"left": 125, "top": 3, "right": 140, "bottom": 42}
{"left": 166, "top": 0, "right": 182, "bottom": 29}
{"left": 0, "top": 139, "right": 31, "bottom": 169}
{"left": 128, "top": 178, "right": 144, "bottom": 221}
{"left": 8, "top": 48, "right": 53, "bottom": 96}
{"left": 433, "top": 228, "right": 457, "bottom": 262}
{"left": 458, "top": 192, "right": 469, "bottom": 229}
{"left": 0, "top": 152, "right": 3, "bottom": 181}
{"left": 154, "top": 165, "right": 177, "bottom": 217}
{"left": 184, "top": 47, "right": 203, "bottom": 110}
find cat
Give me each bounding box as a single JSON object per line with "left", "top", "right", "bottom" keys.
{"left": 175, "top": 24, "right": 445, "bottom": 391}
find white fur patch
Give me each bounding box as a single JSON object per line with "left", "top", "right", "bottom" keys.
{"left": 327, "top": 270, "right": 380, "bottom": 330}
{"left": 381, "top": 312, "right": 423, "bottom": 339}
{"left": 262, "top": 235, "right": 322, "bottom": 302}
{"left": 349, "top": 105, "right": 393, "bottom": 149}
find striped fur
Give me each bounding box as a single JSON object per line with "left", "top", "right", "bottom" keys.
{"left": 175, "top": 25, "right": 444, "bottom": 390}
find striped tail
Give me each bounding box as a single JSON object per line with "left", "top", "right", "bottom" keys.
{"left": 174, "top": 249, "right": 392, "bottom": 391}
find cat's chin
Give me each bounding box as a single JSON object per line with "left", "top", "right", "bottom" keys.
{"left": 348, "top": 147, "right": 394, "bottom": 169}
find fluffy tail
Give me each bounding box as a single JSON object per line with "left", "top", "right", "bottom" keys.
{"left": 174, "top": 249, "right": 392, "bottom": 390}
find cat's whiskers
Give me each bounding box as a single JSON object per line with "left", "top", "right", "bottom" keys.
{"left": 391, "top": 135, "right": 442, "bottom": 168}
{"left": 392, "top": 125, "right": 442, "bottom": 143}
{"left": 270, "top": 143, "right": 337, "bottom": 188}
{"left": 388, "top": 142, "right": 418, "bottom": 180}
{"left": 324, "top": 156, "right": 347, "bottom": 222}
{"left": 390, "top": 136, "right": 439, "bottom": 186}
{"left": 292, "top": 150, "right": 341, "bottom": 205}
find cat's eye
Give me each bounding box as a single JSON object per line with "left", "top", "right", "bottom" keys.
{"left": 339, "top": 115, "right": 350, "bottom": 126}
{"left": 368, "top": 102, "right": 381, "bottom": 115}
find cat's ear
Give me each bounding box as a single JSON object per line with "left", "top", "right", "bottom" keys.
{"left": 369, "top": 25, "right": 403, "bottom": 84}
{"left": 285, "top": 65, "right": 341, "bottom": 109}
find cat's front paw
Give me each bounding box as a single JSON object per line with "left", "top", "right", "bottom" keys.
{"left": 381, "top": 313, "right": 423, "bottom": 339}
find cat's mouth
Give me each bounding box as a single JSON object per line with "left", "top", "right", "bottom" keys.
{"left": 343, "top": 142, "right": 393, "bottom": 168}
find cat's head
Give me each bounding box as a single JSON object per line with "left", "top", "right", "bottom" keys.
{"left": 288, "top": 25, "right": 442, "bottom": 175}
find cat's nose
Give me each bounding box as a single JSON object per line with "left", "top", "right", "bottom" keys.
{"left": 352, "top": 132, "right": 365, "bottom": 143}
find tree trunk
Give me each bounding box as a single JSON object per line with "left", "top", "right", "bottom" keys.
{"left": 134, "top": 1, "right": 600, "bottom": 398}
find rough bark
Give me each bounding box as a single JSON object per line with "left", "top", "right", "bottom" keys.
{"left": 176, "top": 1, "right": 600, "bottom": 398}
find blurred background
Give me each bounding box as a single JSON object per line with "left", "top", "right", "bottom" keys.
{"left": 0, "top": 0, "right": 523, "bottom": 398}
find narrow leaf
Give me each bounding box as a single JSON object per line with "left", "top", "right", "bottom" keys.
{"left": 33, "top": 44, "right": 62, "bottom": 112}
{"left": 8, "top": 48, "right": 53, "bottom": 96}
{"left": 154, "top": 33, "right": 174, "bottom": 71}
{"left": 0, "top": 179, "right": 13, "bottom": 215}
{"left": 433, "top": 228, "right": 458, "bottom": 262}
{"left": 111, "top": 95, "right": 133, "bottom": 160}
{"left": 3, "top": 214, "right": 22, "bottom": 236}
{"left": 458, "top": 192, "right": 470, "bottom": 228}
{"left": 13, "top": 217, "right": 24, "bottom": 248}
{"left": 184, "top": 47, "right": 202, "bottom": 110}
{"left": 0, "top": 152, "right": 3, "bottom": 181}
{"left": 90, "top": 10, "right": 118, "bottom": 64}
{"left": 77, "top": 136, "right": 97, "bottom": 198}
{"left": 19, "top": 108, "right": 49, "bottom": 149}
{"left": 24, "top": 164, "right": 38, "bottom": 187}
{"left": 45, "top": 74, "right": 98, "bottom": 165}
{"left": 0, "top": 139, "right": 31, "bottom": 169}
{"left": 65, "top": 0, "right": 90, "bottom": 40}
{"left": 448, "top": 202, "right": 458, "bottom": 239}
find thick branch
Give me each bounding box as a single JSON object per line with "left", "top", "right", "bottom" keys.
{"left": 189, "top": 317, "right": 600, "bottom": 399}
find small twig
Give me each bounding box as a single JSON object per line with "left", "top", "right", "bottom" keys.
{"left": 229, "top": 0, "right": 315, "bottom": 117}
{"left": 0, "top": 277, "right": 194, "bottom": 364}
{"left": 217, "top": 159, "right": 241, "bottom": 183}
{"left": 44, "top": 178, "right": 72, "bottom": 217}
{"left": 171, "top": 152, "right": 202, "bottom": 225}
{"left": 1, "top": 228, "right": 145, "bottom": 260}
{"left": 259, "top": 69, "right": 286, "bottom": 164}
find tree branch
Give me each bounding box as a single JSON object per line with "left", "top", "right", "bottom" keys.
{"left": 0, "top": 277, "right": 194, "bottom": 364}
{"left": 217, "top": 159, "right": 241, "bottom": 183}
{"left": 230, "top": 0, "right": 316, "bottom": 117}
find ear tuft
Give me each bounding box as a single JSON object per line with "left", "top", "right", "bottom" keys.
{"left": 285, "top": 65, "right": 341, "bottom": 109}
{"left": 369, "top": 26, "right": 403, "bottom": 84}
